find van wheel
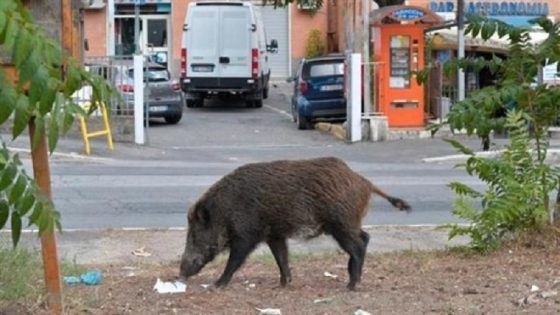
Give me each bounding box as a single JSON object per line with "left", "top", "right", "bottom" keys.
{"left": 297, "top": 113, "right": 311, "bottom": 130}
{"left": 263, "top": 84, "right": 269, "bottom": 99}
{"left": 165, "top": 113, "right": 182, "bottom": 124}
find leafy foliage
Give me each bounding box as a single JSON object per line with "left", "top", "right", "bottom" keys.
{"left": 429, "top": 16, "right": 560, "bottom": 148}
{"left": 427, "top": 17, "right": 560, "bottom": 251}
{"left": 442, "top": 111, "right": 560, "bottom": 252}
{"left": 305, "top": 29, "right": 326, "bottom": 58}
{"left": 0, "top": 0, "right": 113, "bottom": 246}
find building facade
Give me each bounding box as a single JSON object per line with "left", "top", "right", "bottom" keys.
{"left": 82, "top": 0, "right": 339, "bottom": 79}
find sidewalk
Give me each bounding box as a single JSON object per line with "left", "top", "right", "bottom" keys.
{"left": 3, "top": 226, "right": 469, "bottom": 266}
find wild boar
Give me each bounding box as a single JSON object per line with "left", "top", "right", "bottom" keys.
{"left": 179, "top": 157, "right": 410, "bottom": 290}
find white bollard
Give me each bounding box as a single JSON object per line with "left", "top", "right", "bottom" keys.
{"left": 133, "top": 54, "right": 145, "bottom": 145}
{"left": 346, "top": 53, "right": 362, "bottom": 143}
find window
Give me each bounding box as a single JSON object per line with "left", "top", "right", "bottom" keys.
{"left": 304, "top": 61, "right": 344, "bottom": 79}
{"left": 390, "top": 35, "right": 410, "bottom": 89}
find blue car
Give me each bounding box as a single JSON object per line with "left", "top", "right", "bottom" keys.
{"left": 289, "top": 55, "right": 346, "bottom": 130}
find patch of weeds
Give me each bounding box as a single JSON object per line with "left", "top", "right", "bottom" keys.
{"left": 0, "top": 246, "right": 43, "bottom": 302}
{"left": 60, "top": 256, "right": 88, "bottom": 278}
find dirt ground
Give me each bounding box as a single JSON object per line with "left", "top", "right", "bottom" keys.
{"left": 7, "top": 236, "right": 560, "bottom": 315}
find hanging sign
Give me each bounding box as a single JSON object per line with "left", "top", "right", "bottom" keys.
{"left": 429, "top": 1, "right": 549, "bottom": 16}
{"left": 392, "top": 8, "right": 426, "bottom": 20}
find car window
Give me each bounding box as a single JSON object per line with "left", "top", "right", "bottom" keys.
{"left": 303, "top": 60, "right": 344, "bottom": 79}
{"left": 126, "top": 68, "right": 170, "bottom": 82}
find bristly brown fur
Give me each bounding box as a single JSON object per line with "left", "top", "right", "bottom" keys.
{"left": 181, "top": 157, "right": 411, "bottom": 290}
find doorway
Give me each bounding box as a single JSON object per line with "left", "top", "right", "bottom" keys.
{"left": 115, "top": 15, "right": 170, "bottom": 68}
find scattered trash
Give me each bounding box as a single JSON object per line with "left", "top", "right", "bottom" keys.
{"left": 539, "top": 290, "right": 558, "bottom": 299}
{"left": 81, "top": 271, "right": 103, "bottom": 285}
{"left": 517, "top": 294, "right": 540, "bottom": 307}
{"left": 153, "top": 278, "right": 187, "bottom": 294}
{"left": 530, "top": 285, "right": 540, "bottom": 292}
{"left": 63, "top": 271, "right": 102, "bottom": 286}
{"left": 256, "top": 308, "right": 281, "bottom": 315}
{"left": 313, "top": 298, "right": 333, "bottom": 304}
{"left": 323, "top": 271, "right": 338, "bottom": 279}
{"left": 63, "top": 276, "right": 81, "bottom": 285}
{"left": 354, "top": 309, "right": 372, "bottom": 315}
{"left": 201, "top": 284, "right": 211, "bottom": 289}
{"left": 248, "top": 283, "right": 256, "bottom": 288}
{"left": 132, "top": 247, "right": 152, "bottom": 257}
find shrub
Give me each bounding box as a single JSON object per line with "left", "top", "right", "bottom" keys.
{"left": 304, "top": 29, "right": 325, "bottom": 58}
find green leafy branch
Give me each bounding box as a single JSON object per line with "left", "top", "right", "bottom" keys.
{"left": 0, "top": 0, "right": 114, "bottom": 246}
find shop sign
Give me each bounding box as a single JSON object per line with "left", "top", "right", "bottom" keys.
{"left": 392, "top": 8, "right": 426, "bottom": 20}
{"left": 429, "top": 1, "right": 549, "bottom": 16}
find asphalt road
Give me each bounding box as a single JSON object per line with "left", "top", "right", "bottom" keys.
{"left": 6, "top": 82, "right": 491, "bottom": 230}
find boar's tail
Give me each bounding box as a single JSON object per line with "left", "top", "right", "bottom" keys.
{"left": 370, "top": 183, "right": 411, "bottom": 212}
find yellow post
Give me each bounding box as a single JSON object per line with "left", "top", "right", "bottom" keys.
{"left": 79, "top": 102, "right": 114, "bottom": 155}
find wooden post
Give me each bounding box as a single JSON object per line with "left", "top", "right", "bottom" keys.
{"left": 29, "top": 120, "right": 63, "bottom": 314}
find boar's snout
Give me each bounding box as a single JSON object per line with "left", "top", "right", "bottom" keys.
{"left": 179, "top": 253, "right": 204, "bottom": 280}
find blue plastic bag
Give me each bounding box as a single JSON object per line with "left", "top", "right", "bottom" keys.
{"left": 80, "top": 271, "right": 103, "bottom": 285}
{"left": 63, "top": 276, "right": 81, "bottom": 285}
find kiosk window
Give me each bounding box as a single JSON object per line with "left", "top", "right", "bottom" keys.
{"left": 390, "top": 36, "right": 410, "bottom": 89}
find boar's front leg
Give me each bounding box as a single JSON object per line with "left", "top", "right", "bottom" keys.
{"left": 214, "top": 237, "right": 258, "bottom": 288}
{"left": 267, "top": 238, "right": 291, "bottom": 287}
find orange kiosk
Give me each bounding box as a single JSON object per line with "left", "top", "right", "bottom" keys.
{"left": 371, "top": 6, "right": 443, "bottom": 127}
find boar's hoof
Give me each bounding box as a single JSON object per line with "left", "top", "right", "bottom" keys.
{"left": 214, "top": 279, "right": 230, "bottom": 288}
{"left": 347, "top": 281, "right": 358, "bottom": 291}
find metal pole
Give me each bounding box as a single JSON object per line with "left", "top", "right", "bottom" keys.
{"left": 29, "top": 120, "right": 62, "bottom": 314}
{"left": 134, "top": 3, "right": 140, "bottom": 54}
{"left": 107, "top": 0, "right": 115, "bottom": 55}
{"left": 362, "top": 0, "right": 371, "bottom": 115}
{"left": 457, "top": 0, "right": 465, "bottom": 101}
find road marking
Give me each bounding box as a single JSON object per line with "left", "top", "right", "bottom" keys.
{"left": 265, "top": 104, "right": 292, "bottom": 119}
{"left": 424, "top": 148, "right": 560, "bottom": 163}
{"left": 3, "top": 224, "right": 469, "bottom": 234}
{"left": 7, "top": 146, "right": 113, "bottom": 162}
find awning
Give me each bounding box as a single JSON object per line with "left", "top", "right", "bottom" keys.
{"left": 428, "top": 27, "right": 548, "bottom": 54}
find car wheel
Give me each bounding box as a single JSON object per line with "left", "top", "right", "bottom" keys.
{"left": 253, "top": 99, "right": 263, "bottom": 108}
{"left": 165, "top": 113, "right": 182, "bottom": 125}
{"left": 186, "top": 100, "right": 196, "bottom": 108}
{"left": 296, "top": 113, "right": 310, "bottom": 130}
{"left": 245, "top": 100, "right": 254, "bottom": 108}
{"left": 195, "top": 98, "right": 204, "bottom": 108}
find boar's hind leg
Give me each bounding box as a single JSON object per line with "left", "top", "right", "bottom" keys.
{"left": 267, "top": 238, "right": 292, "bottom": 287}
{"left": 214, "top": 238, "right": 258, "bottom": 288}
{"left": 331, "top": 229, "right": 368, "bottom": 290}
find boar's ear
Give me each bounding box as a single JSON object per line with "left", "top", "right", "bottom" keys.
{"left": 192, "top": 203, "right": 211, "bottom": 227}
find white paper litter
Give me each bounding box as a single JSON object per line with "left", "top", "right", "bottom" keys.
{"left": 153, "top": 278, "right": 187, "bottom": 294}
{"left": 354, "top": 310, "right": 372, "bottom": 315}
{"left": 323, "top": 271, "right": 338, "bottom": 279}
{"left": 531, "top": 285, "right": 540, "bottom": 292}
{"left": 256, "top": 308, "right": 282, "bottom": 315}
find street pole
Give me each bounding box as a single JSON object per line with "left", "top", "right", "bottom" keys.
{"left": 134, "top": 3, "right": 140, "bottom": 54}
{"left": 363, "top": 0, "right": 371, "bottom": 115}
{"left": 457, "top": 0, "right": 465, "bottom": 101}
{"left": 107, "top": 0, "right": 115, "bottom": 55}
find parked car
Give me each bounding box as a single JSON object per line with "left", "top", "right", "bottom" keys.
{"left": 289, "top": 55, "right": 346, "bottom": 130}
{"left": 81, "top": 59, "right": 184, "bottom": 125}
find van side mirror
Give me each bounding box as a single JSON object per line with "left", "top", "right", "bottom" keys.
{"left": 267, "top": 39, "right": 278, "bottom": 53}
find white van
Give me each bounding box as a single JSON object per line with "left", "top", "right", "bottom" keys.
{"left": 181, "top": 1, "right": 278, "bottom": 108}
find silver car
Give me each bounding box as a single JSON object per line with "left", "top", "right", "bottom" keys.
{"left": 84, "top": 60, "right": 184, "bottom": 125}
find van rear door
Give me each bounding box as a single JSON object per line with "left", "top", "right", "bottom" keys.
{"left": 218, "top": 5, "right": 251, "bottom": 78}
{"left": 186, "top": 5, "right": 219, "bottom": 78}
{"left": 186, "top": 3, "right": 251, "bottom": 79}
